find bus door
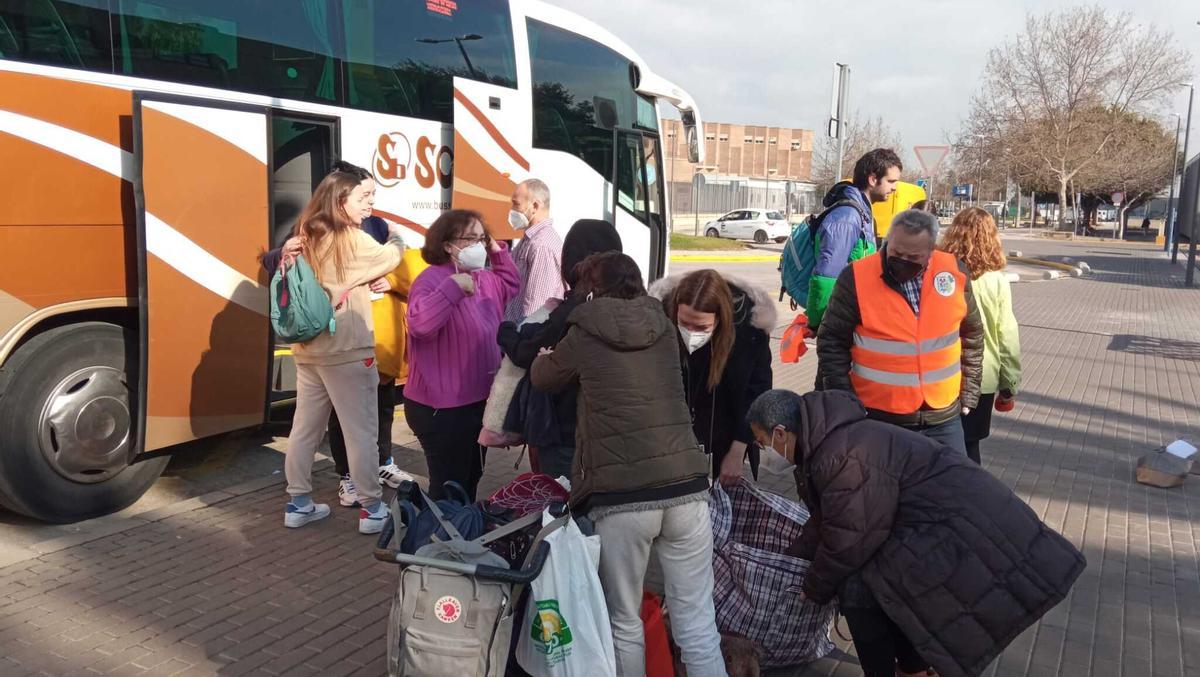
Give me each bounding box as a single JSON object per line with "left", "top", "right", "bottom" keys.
{"left": 132, "top": 95, "right": 272, "bottom": 457}
{"left": 267, "top": 113, "right": 339, "bottom": 413}
{"left": 450, "top": 77, "right": 532, "bottom": 241}
{"left": 613, "top": 129, "right": 668, "bottom": 281}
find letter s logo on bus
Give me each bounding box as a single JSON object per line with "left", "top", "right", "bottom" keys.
{"left": 372, "top": 132, "right": 412, "bottom": 187}
{"left": 414, "top": 136, "right": 454, "bottom": 190}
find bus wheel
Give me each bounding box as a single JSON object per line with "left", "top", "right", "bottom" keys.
{"left": 0, "top": 322, "right": 167, "bottom": 523}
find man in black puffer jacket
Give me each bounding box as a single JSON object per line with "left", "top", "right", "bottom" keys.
{"left": 747, "top": 389, "right": 1085, "bottom": 677}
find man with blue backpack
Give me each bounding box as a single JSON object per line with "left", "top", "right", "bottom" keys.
{"left": 780, "top": 148, "right": 903, "bottom": 332}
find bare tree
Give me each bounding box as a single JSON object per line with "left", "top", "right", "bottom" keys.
{"left": 1076, "top": 110, "right": 1175, "bottom": 236}
{"left": 964, "top": 6, "right": 1191, "bottom": 229}
{"left": 811, "top": 112, "right": 903, "bottom": 194}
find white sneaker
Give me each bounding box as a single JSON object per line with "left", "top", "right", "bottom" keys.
{"left": 378, "top": 463, "right": 415, "bottom": 489}
{"left": 338, "top": 476, "right": 360, "bottom": 507}
{"left": 359, "top": 503, "right": 390, "bottom": 535}
{"left": 284, "top": 502, "right": 331, "bottom": 528}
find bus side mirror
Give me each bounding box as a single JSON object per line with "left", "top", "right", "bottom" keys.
{"left": 682, "top": 110, "right": 701, "bottom": 163}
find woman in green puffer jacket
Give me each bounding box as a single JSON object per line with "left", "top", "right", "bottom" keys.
{"left": 939, "top": 207, "right": 1022, "bottom": 464}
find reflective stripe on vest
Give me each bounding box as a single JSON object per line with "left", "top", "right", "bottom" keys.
{"left": 849, "top": 251, "right": 968, "bottom": 414}
{"left": 851, "top": 358, "right": 962, "bottom": 387}
{"left": 852, "top": 329, "right": 960, "bottom": 356}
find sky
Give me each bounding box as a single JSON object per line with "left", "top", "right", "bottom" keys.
{"left": 554, "top": 0, "right": 1200, "bottom": 167}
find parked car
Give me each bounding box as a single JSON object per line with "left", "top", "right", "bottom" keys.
{"left": 704, "top": 209, "right": 790, "bottom": 243}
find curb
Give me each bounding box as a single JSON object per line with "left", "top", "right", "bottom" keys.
{"left": 1009, "top": 254, "right": 1086, "bottom": 277}
{"left": 670, "top": 255, "right": 779, "bottom": 263}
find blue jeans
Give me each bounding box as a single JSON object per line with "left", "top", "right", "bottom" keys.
{"left": 908, "top": 417, "right": 967, "bottom": 457}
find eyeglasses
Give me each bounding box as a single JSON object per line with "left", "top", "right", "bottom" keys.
{"left": 453, "top": 234, "right": 488, "bottom": 245}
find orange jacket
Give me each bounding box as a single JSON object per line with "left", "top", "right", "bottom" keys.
{"left": 849, "top": 250, "right": 968, "bottom": 415}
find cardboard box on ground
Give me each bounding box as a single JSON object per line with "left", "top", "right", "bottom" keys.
{"left": 1135, "top": 440, "right": 1198, "bottom": 488}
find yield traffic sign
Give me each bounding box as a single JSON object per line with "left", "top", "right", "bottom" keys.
{"left": 913, "top": 145, "right": 951, "bottom": 176}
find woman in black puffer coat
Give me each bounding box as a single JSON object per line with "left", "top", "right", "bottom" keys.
{"left": 747, "top": 389, "right": 1086, "bottom": 677}
{"left": 651, "top": 270, "right": 775, "bottom": 484}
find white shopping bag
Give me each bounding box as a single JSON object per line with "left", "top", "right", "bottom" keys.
{"left": 516, "top": 510, "right": 617, "bottom": 677}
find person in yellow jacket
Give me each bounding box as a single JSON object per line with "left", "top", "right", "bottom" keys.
{"left": 327, "top": 227, "right": 428, "bottom": 506}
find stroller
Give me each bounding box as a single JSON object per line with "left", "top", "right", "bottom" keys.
{"left": 373, "top": 480, "right": 568, "bottom": 677}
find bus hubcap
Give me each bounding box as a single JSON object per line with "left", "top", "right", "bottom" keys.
{"left": 38, "top": 367, "right": 130, "bottom": 483}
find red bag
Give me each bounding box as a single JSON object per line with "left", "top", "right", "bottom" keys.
{"left": 642, "top": 592, "right": 674, "bottom": 677}
{"left": 780, "top": 314, "right": 811, "bottom": 363}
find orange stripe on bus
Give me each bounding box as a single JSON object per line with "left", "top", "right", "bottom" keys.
{"left": 452, "top": 89, "right": 530, "bottom": 171}
{"left": 0, "top": 136, "right": 130, "bottom": 308}
{"left": 140, "top": 107, "right": 269, "bottom": 282}
{"left": 0, "top": 70, "right": 130, "bottom": 149}
{"left": 451, "top": 135, "right": 519, "bottom": 240}
{"left": 144, "top": 256, "right": 268, "bottom": 420}
{"left": 373, "top": 209, "right": 428, "bottom": 236}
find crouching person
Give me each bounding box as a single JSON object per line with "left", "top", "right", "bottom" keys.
{"left": 747, "top": 389, "right": 1085, "bottom": 677}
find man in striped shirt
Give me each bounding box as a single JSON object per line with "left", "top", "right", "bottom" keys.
{"left": 505, "top": 178, "right": 566, "bottom": 322}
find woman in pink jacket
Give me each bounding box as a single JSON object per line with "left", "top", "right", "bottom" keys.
{"left": 405, "top": 210, "right": 520, "bottom": 500}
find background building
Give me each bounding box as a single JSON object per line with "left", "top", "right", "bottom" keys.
{"left": 662, "top": 119, "right": 820, "bottom": 227}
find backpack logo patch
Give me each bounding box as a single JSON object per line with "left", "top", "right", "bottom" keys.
{"left": 934, "top": 272, "right": 956, "bottom": 297}
{"left": 434, "top": 596, "right": 462, "bottom": 623}
{"left": 530, "top": 599, "right": 574, "bottom": 664}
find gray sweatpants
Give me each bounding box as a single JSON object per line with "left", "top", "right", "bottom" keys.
{"left": 593, "top": 500, "right": 727, "bottom": 677}
{"left": 285, "top": 360, "right": 383, "bottom": 508}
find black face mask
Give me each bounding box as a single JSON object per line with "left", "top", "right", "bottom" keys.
{"left": 887, "top": 256, "right": 925, "bottom": 283}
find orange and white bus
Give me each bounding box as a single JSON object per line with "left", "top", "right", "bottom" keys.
{"left": 0, "top": 0, "right": 704, "bottom": 522}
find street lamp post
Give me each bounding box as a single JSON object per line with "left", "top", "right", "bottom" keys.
{"left": 692, "top": 165, "right": 717, "bottom": 235}
{"left": 415, "top": 34, "right": 483, "bottom": 78}
{"left": 764, "top": 169, "right": 777, "bottom": 212}
{"left": 1165, "top": 114, "right": 1182, "bottom": 252}
{"left": 976, "top": 140, "right": 984, "bottom": 207}
{"left": 1174, "top": 83, "right": 1194, "bottom": 264}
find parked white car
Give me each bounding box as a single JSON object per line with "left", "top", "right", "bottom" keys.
{"left": 704, "top": 209, "right": 790, "bottom": 244}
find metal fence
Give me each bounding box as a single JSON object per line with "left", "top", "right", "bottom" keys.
{"left": 668, "top": 176, "right": 821, "bottom": 231}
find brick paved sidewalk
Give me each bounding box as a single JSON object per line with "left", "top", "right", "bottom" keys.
{"left": 1, "top": 240, "right": 1199, "bottom": 676}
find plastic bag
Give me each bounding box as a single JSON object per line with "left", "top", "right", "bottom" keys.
{"left": 516, "top": 511, "right": 617, "bottom": 677}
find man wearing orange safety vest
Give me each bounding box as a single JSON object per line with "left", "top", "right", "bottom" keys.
{"left": 816, "top": 209, "right": 984, "bottom": 456}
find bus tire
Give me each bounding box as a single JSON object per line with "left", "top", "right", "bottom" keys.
{"left": 0, "top": 322, "right": 167, "bottom": 523}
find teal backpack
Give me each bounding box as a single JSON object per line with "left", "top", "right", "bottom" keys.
{"left": 779, "top": 198, "right": 871, "bottom": 308}
{"left": 270, "top": 256, "right": 344, "bottom": 343}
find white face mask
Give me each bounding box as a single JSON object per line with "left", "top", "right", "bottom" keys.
{"left": 759, "top": 428, "right": 797, "bottom": 475}
{"left": 678, "top": 325, "right": 713, "bottom": 354}
{"left": 508, "top": 209, "right": 531, "bottom": 231}
{"left": 454, "top": 242, "right": 487, "bottom": 272}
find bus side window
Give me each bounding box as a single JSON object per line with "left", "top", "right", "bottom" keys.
{"left": 341, "top": 0, "right": 517, "bottom": 123}
{"left": 0, "top": 0, "right": 112, "bottom": 73}
{"left": 111, "top": 1, "right": 340, "bottom": 105}
{"left": 529, "top": 18, "right": 638, "bottom": 187}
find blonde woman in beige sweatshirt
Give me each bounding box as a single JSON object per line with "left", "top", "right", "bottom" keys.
{"left": 281, "top": 169, "right": 404, "bottom": 534}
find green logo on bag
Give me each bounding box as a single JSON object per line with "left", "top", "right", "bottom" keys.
{"left": 530, "top": 599, "right": 574, "bottom": 662}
